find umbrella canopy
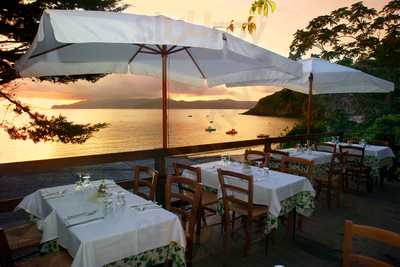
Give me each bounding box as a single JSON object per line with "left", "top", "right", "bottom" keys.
{"left": 17, "top": 9, "right": 302, "bottom": 148}
{"left": 225, "top": 57, "right": 394, "bottom": 134}
{"left": 226, "top": 57, "right": 394, "bottom": 94}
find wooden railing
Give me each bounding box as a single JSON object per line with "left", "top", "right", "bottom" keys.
{"left": 0, "top": 132, "right": 339, "bottom": 211}
{"left": 0, "top": 132, "right": 339, "bottom": 176}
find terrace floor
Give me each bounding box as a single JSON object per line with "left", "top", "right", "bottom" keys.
{"left": 192, "top": 181, "right": 400, "bottom": 267}
{"left": 0, "top": 156, "right": 399, "bottom": 267}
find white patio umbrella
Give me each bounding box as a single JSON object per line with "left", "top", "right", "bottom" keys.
{"left": 225, "top": 57, "right": 395, "bottom": 134}
{"left": 17, "top": 9, "right": 302, "bottom": 149}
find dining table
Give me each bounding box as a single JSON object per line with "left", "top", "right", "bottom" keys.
{"left": 16, "top": 180, "right": 186, "bottom": 267}
{"left": 182, "top": 160, "right": 315, "bottom": 235}
{"left": 332, "top": 142, "right": 395, "bottom": 182}
{"left": 278, "top": 148, "right": 333, "bottom": 179}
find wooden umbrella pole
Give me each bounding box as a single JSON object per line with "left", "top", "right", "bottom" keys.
{"left": 307, "top": 73, "right": 314, "bottom": 138}
{"left": 162, "top": 45, "right": 168, "bottom": 149}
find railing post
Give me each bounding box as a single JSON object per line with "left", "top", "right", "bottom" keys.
{"left": 264, "top": 141, "right": 271, "bottom": 152}
{"left": 154, "top": 154, "right": 167, "bottom": 205}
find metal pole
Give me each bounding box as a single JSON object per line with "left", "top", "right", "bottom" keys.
{"left": 307, "top": 73, "right": 313, "bottom": 136}
{"left": 162, "top": 45, "right": 168, "bottom": 149}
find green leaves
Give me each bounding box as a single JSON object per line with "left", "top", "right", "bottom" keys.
{"left": 250, "top": 0, "right": 276, "bottom": 16}
{"left": 228, "top": 0, "right": 276, "bottom": 33}
{"left": 289, "top": 0, "right": 399, "bottom": 64}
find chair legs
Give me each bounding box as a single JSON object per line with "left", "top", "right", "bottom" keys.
{"left": 265, "top": 233, "right": 270, "bottom": 255}
{"left": 244, "top": 218, "right": 252, "bottom": 256}
{"left": 222, "top": 212, "right": 230, "bottom": 255}
{"left": 231, "top": 211, "right": 236, "bottom": 234}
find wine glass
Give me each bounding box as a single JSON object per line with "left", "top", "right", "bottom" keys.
{"left": 82, "top": 174, "right": 91, "bottom": 189}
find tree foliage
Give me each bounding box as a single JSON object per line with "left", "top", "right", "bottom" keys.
{"left": 0, "top": 0, "right": 127, "bottom": 143}
{"left": 227, "top": 0, "right": 276, "bottom": 33}
{"left": 289, "top": 1, "right": 399, "bottom": 64}
{"left": 283, "top": 1, "right": 400, "bottom": 145}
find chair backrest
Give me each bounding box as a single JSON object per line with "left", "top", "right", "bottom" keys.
{"left": 315, "top": 143, "right": 337, "bottom": 153}
{"left": 0, "top": 228, "right": 15, "bottom": 267}
{"left": 326, "top": 153, "right": 343, "bottom": 182}
{"left": 342, "top": 220, "right": 400, "bottom": 267}
{"left": 218, "top": 169, "right": 255, "bottom": 217}
{"left": 133, "top": 166, "right": 159, "bottom": 201}
{"left": 173, "top": 162, "right": 201, "bottom": 183}
{"left": 244, "top": 149, "right": 268, "bottom": 166}
{"left": 280, "top": 156, "right": 314, "bottom": 180}
{"left": 165, "top": 176, "right": 202, "bottom": 238}
{"left": 266, "top": 150, "right": 289, "bottom": 170}
{"left": 339, "top": 145, "right": 365, "bottom": 167}
{"left": 368, "top": 140, "right": 389, "bottom": 147}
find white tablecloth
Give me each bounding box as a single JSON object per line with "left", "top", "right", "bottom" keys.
{"left": 279, "top": 148, "right": 332, "bottom": 165}
{"left": 329, "top": 143, "right": 395, "bottom": 160}
{"left": 183, "top": 161, "right": 315, "bottom": 217}
{"left": 17, "top": 180, "right": 186, "bottom": 267}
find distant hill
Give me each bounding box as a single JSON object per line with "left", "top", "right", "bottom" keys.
{"left": 244, "top": 88, "right": 392, "bottom": 119}
{"left": 52, "top": 98, "right": 256, "bottom": 109}
{"left": 243, "top": 89, "right": 308, "bottom": 117}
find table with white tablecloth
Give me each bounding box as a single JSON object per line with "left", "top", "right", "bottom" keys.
{"left": 279, "top": 148, "right": 333, "bottom": 180}
{"left": 333, "top": 143, "right": 395, "bottom": 181}
{"left": 183, "top": 161, "right": 316, "bottom": 234}
{"left": 17, "top": 180, "right": 186, "bottom": 267}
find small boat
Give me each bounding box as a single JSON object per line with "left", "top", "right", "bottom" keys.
{"left": 257, "top": 134, "right": 269, "bottom": 138}
{"left": 205, "top": 126, "right": 216, "bottom": 132}
{"left": 226, "top": 128, "right": 238, "bottom": 135}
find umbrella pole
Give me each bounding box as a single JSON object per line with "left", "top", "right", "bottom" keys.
{"left": 162, "top": 45, "right": 168, "bottom": 150}
{"left": 307, "top": 73, "right": 313, "bottom": 139}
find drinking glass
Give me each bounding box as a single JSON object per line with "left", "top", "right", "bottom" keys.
{"left": 82, "top": 174, "right": 91, "bottom": 190}
{"left": 360, "top": 139, "right": 366, "bottom": 147}
{"left": 116, "top": 191, "right": 126, "bottom": 207}
{"left": 256, "top": 161, "right": 263, "bottom": 168}
{"left": 74, "top": 181, "right": 83, "bottom": 192}
{"left": 263, "top": 167, "right": 270, "bottom": 175}
{"left": 103, "top": 195, "right": 114, "bottom": 215}
{"left": 221, "top": 154, "right": 227, "bottom": 165}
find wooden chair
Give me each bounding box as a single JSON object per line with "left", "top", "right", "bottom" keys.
{"left": 165, "top": 176, "right": 202, "bottom": 267}
{"left": 133, "top": 165, "right": 159, "bottom": 201}
{"left": 218, "top": 169, "right": 269, "bottom": 256}
{"left": 244, "top": 149, "right": 268, "bottom": 166}
{"left": 266, "top": 150, "right": 289, "bottom": 171}
{"left": 173, "top": 163, "right": 218, "bottom": 236}
{"left": 342, "top": 220, "right": 400, "bottom": 267}
{"left": 0, "top": 227, "right": 72, "bottom": 267}
{"left": 280, "top": 156, "right": 314, "bottom": 181}
{"left": 339, "top": 145, "right": 371, "bottom": 193}
{"left": 315, "top": 142, "right": 337, "bottom": 153}
{"left": 314, "top": 153, "right": 344, "bottom": 208}
{"left": 2, "top": 223, "right": 42, "bottom": 253}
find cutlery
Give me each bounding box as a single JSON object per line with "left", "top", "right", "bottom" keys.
{"left": 67, "top": 210, "right": 97, "bottom": 220}
{"left": 67, "top": 216, "right": 104, "bottom": 228}
{"left": 135, "top": 205, "right": 161, "bottom": 212}
{"left": 129, "top": 202, "right": 154, "bottom": 208}
{"left": 42, "top": 189, "right": 67, "bottom": 198}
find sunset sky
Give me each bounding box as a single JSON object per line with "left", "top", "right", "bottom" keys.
{"left": 14, "top": 0, "right": 389, "bottom": 108}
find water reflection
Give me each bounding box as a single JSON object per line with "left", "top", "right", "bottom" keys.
{"left": 0, "top": 109, "right": 297, "bottom": 162}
